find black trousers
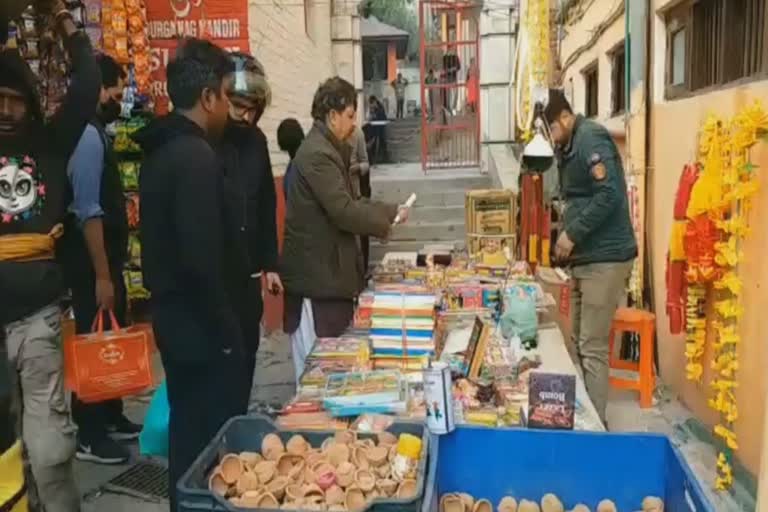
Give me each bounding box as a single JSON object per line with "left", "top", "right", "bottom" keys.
{"left": 237, "top": 277, "right": 263, "bottom": 412}
{"left": 359, "top": 172, "right": 372, "bottom": 272}
{"left": 70, "top": 265, "right": 127, "bottom": 441}
{"left": 396, "top": 98, "right": 405, "bottom": 118}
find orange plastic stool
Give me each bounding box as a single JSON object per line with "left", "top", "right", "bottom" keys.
{"left": 608, "top": 307, "right": 656, "bottom": 408}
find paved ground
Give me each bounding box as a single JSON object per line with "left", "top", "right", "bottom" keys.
{"left": 74, "top": 331, "right": 752, "bottom": 512}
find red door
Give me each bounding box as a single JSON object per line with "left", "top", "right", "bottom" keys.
{"left": 419, "top": 0, "right": 481, "bottom": 171}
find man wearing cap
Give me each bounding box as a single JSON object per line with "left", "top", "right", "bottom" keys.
{"left": 218, "top": 52, "right": 282, "bottom": 410}
{"left": 544, "top": 89, "right": 637, "bottom": 426}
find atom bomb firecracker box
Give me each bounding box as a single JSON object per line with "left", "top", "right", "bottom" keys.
{"left": 465, "top": 190, "right": 516, "bottom": 236}
{"left": 527, "top": 372, "right": 576, "bottom": 430}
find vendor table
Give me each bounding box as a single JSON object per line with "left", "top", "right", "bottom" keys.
{"left": 527, "top": 324, "right": 605, "bottom": 432}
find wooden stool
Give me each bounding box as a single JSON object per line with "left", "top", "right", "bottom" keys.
{"left": 608, "top": 307, "right": 656, "bottom": 408}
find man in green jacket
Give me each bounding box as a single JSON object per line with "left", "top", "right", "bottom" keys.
{"left": 545, "top": 89, "right": 638, "bottom": 426}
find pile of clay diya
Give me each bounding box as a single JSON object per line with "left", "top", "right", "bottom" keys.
{"left": 208, "top": 430, "right": 419, "bottom": 510}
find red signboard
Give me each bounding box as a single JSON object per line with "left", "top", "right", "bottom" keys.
{"left": 145, "top": 0, "right": 249, "bottom": 113}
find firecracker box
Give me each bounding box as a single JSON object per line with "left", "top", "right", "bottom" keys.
{"left": 465, "top": 189, "right": 516, "bottom": 237}
{"left": 527, "top": 372, "right": 576, "bottom": 430}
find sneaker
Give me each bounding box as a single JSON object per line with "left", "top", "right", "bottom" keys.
{"left": 107, "top": 415, "right": 142, "bottom": 441}
{"left": 76, "top": 437, "right": 130, "bottom": 465}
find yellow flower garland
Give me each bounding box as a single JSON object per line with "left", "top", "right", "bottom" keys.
{"left": 686, "top": 101, "right": 768, "bottom": 491}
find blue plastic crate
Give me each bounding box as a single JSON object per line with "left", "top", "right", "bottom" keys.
{"left": 177, "top": 415, "right": 432, "bottom": 512}
{"left": 422, "top": 427, "right": 713, "bottom": 512}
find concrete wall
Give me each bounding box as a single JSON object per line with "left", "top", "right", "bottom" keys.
{"left": 559, "top": 1, "right": 625, "bottom": 136}
{"left": 648, "top": 0, "right": 768, "bottom": 477}
{"left": 250, "top": 0, "right": 340, "bottom": 177}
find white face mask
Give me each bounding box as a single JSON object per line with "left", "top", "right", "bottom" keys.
{"left": 0, "top": 162, "right": 37, "bottom": 216}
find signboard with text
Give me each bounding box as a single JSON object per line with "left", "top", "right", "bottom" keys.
{"left": 145, "top": 0, "right": 249, "bottom": 113}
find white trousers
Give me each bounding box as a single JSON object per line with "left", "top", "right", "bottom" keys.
{"left": 289, "top": 299, "right": 316, "bottom": 387}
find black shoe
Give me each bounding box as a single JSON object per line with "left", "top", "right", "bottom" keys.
{"left": 107, "top": 415, "right": 142, "bottom": 441}
{"left": 76, "top": 436, "right": 130, "bottom": 465}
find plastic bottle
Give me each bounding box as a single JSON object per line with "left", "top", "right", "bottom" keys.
{"left": 391, "top": 433, "right": 422, "bottom": 481}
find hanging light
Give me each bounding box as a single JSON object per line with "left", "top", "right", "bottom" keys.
{"left": 522, "top": 106, "right": 555, "bottom": 172}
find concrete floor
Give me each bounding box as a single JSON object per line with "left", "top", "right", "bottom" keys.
{"left": 74, "top": 331, "right": 752, "bottom": 512}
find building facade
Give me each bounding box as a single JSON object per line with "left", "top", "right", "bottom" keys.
{"left": 558, "top": 0, "right": 768, "bottom": 482}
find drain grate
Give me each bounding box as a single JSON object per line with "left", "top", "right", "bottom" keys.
{"left": 103, "top": 460, "right": 169, "bottom": 502}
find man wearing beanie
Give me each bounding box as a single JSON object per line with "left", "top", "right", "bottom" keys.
{"left": 0, "top": 2, "right": 101, "bottom": 510}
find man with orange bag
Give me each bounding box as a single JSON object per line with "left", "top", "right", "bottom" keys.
{"left": 0, "top": 1, "right": 100, "bottom": 510}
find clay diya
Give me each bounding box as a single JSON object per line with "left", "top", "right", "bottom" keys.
{"left": 597, "top": 500, "right": 617, "bottom": 512}
{"left": 397, "top": 479, "right": 417, "bottom": 499}
{"left": 387, "top": 444, "right": 398, "bottom": 462}
{"left": 356, "top": 438, "right": 376, "bottom": 449}
{"left": 257, "top": 492, "right": 280, "bottom": 508}
{"left": 303, "top": 483, "right": 325, "bottom": 505}
{"left": 642, "top": 496, "right": 664, "bottom": 512}
{"left": 571, "top": 506, "right": 590, "bottom": 512}
{"left": 316, "top": 467, "right": 337, "bottom": 490}
{"left": 286, "top": 435, "right": 310, "bottom": 456}
{"left": 306, "top": 450, "right": 326, "bottom": 468}
{"left": 236, "top": 491, "right": 264, "bottom": 508}
{"left": 220, "top": 454, "right": 244, "bottom": 484}
{"left": 322, "top": 437, "right": 338, "bottom": 452}
{"left": 540, "top": 494, "right": 563, "bottom": 512}
{"left": 351, "top": 446, "right": 370, "bottom": 469}
{"left": 239, "top": 451, "right": 264, "bottom": 468}
{"left": 517, "top": 500, "right": 540, "bottom": 512}
{"left": 473, "top": 499, "right": 493, "bottom": 512}
{"left": 287, "top": 459, "right": 306, "bottom": 483}
{"left": 336, "top": 462, "right": 356, "bottom": 487}
{"left": 373, "top": 463, "right": 390, "bottom": 479}
{"left": 498, "top": 496, "right": 518, "bottom": 512}
{"left": 365, "top": 446, "right": 388, "bottom": 467}
{"left": 285, "top": 483, "right": 304, "bottom": 502}
{"left": 335, "top": 430, "right": 357, "bottom": 445}
{"left": 277, "top": 454, "right": 304, "bottom": 476}
{"left": 235, "top": 469, "right": 261, "bottom": 495}
{"left": 354, "top": 469, "right": 376, "bottom": 493}
{"left": 376, "top": 479, "right": 397, "bottom": 497}
{"left": 267, "top": 476, "right": 290, "bottom": 501}
{"left": 377, "top": 431, "right": 398, "bottom": 447}
{"left": 326, "top": 484, "right": 345, "bottom": 505}
{"left": 253, "top": 460, "right": 277, "bottom": 485}
{"left": 328, "top": 505, "right": 347, "bottom": 512}
{"left": 262, "top": 433, "right": 286, "bottom": 461}
{"left": 328, "top": 443, "right": 351, "bottom": 466}
{"left": 458, "top": 493, "right": 475, "bottom": 512}
{"left": 345, "top": 484, "right": 366, "bottom": 512}
{"left": 441, "top": 494, "right": 465, "bottom": 512}
{"left": 208, "top": 470, "right": 229, "bottom": 496}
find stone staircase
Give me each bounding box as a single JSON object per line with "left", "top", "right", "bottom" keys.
{"left": 369, "top": 163, "right": 491, "bottom": 264}
{"left": 384, "top": 117, "right": 422, "bottom": 164}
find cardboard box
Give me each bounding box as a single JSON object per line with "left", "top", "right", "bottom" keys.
{"left": 527, "top": 372, "right": 576, "bottom": 430}
{"left": 465, "top": 190, "right": 516, "bottom": 237}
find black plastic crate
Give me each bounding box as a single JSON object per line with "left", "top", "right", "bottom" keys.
{"left": 177, "top": 415, "right": 433, "bottom": 512}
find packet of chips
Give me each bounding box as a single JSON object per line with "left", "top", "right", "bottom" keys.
{"left": 118, "top": 161, "right": 139, "bottom": 189}
{"left": 124, "top": 270, "right": 150, "bottom": 300}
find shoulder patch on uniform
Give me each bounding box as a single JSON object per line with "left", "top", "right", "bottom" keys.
{"left": 591, "top": 162, "right": 607, "bottom": 181}
{"left": 590, "top": 153, "right": 602, "bottom": 165}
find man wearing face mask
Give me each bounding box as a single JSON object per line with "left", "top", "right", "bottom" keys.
{"left": 217, "top": 52, "right": 282, "bottom": 411}
{"left": 0, "top": 2, "right": 100, "bottom": 510}
{"left": 60, "top": 54, "right": 139, "bottom": 465}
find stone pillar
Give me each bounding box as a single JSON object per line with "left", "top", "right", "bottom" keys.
{"left": 479, "top": 0, "right": 519, "bottom": 189}
{"left": 331, "top": 0, "right": 364, "bottom": 121}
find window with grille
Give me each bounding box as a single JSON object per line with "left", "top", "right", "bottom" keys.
{"left": 665, "top": 0, "right": 767, "bottom": 99}
{"left": 583, "top": 64, "right": 599, "bottom": 118}
{"left": 611, "top": 43, "right": 626, "bottom": 115}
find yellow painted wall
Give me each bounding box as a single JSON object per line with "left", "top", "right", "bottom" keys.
{"left": 649, "top": 81, "right": 768, "bottom": 475}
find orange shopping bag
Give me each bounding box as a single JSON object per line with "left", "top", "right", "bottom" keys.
{"left": 64, "top": 309, "right": 154, "bottom": 403}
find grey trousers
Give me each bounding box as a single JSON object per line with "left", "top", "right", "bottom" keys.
{"left": 570, "top": 260, "right": 634, "bottom": 424}
{"left": 4, "top": 304, "right": 80, "bottom": 512}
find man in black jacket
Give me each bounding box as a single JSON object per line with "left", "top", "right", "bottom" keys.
{"left": 135, "top": 38, "right": 243, "bottom": 511}
{"left": 218, "top": 52, "right": 282, "bottom": 412}
{"left": 61, "top": 54, "right": 139, "bottom": 465}
{"left": 0, "top": 3, "right": 100, "bottom": 511}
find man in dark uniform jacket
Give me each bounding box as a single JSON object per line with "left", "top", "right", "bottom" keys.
{"left": 545, "top": 89, "right": 638, "bottom": 426}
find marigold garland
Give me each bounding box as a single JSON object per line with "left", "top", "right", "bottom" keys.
{"left": 679, "top": 101, "right": 768, "bottom": 491}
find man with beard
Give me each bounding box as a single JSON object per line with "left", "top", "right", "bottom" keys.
{"left": 218, "top": 52, "right": 282, "bottom": 411}
{"left": 134, "top": 38, "right": 243, "bottom": 510}
{"left": 0, "top": 2, "right": 100, "bottom": 510}
{"left": 60, "top": 54, "right": 140, "bottom": 465}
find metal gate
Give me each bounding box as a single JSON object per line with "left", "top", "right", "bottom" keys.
{"left": 419, "top": 0, "right": 481, "bottom": 170}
